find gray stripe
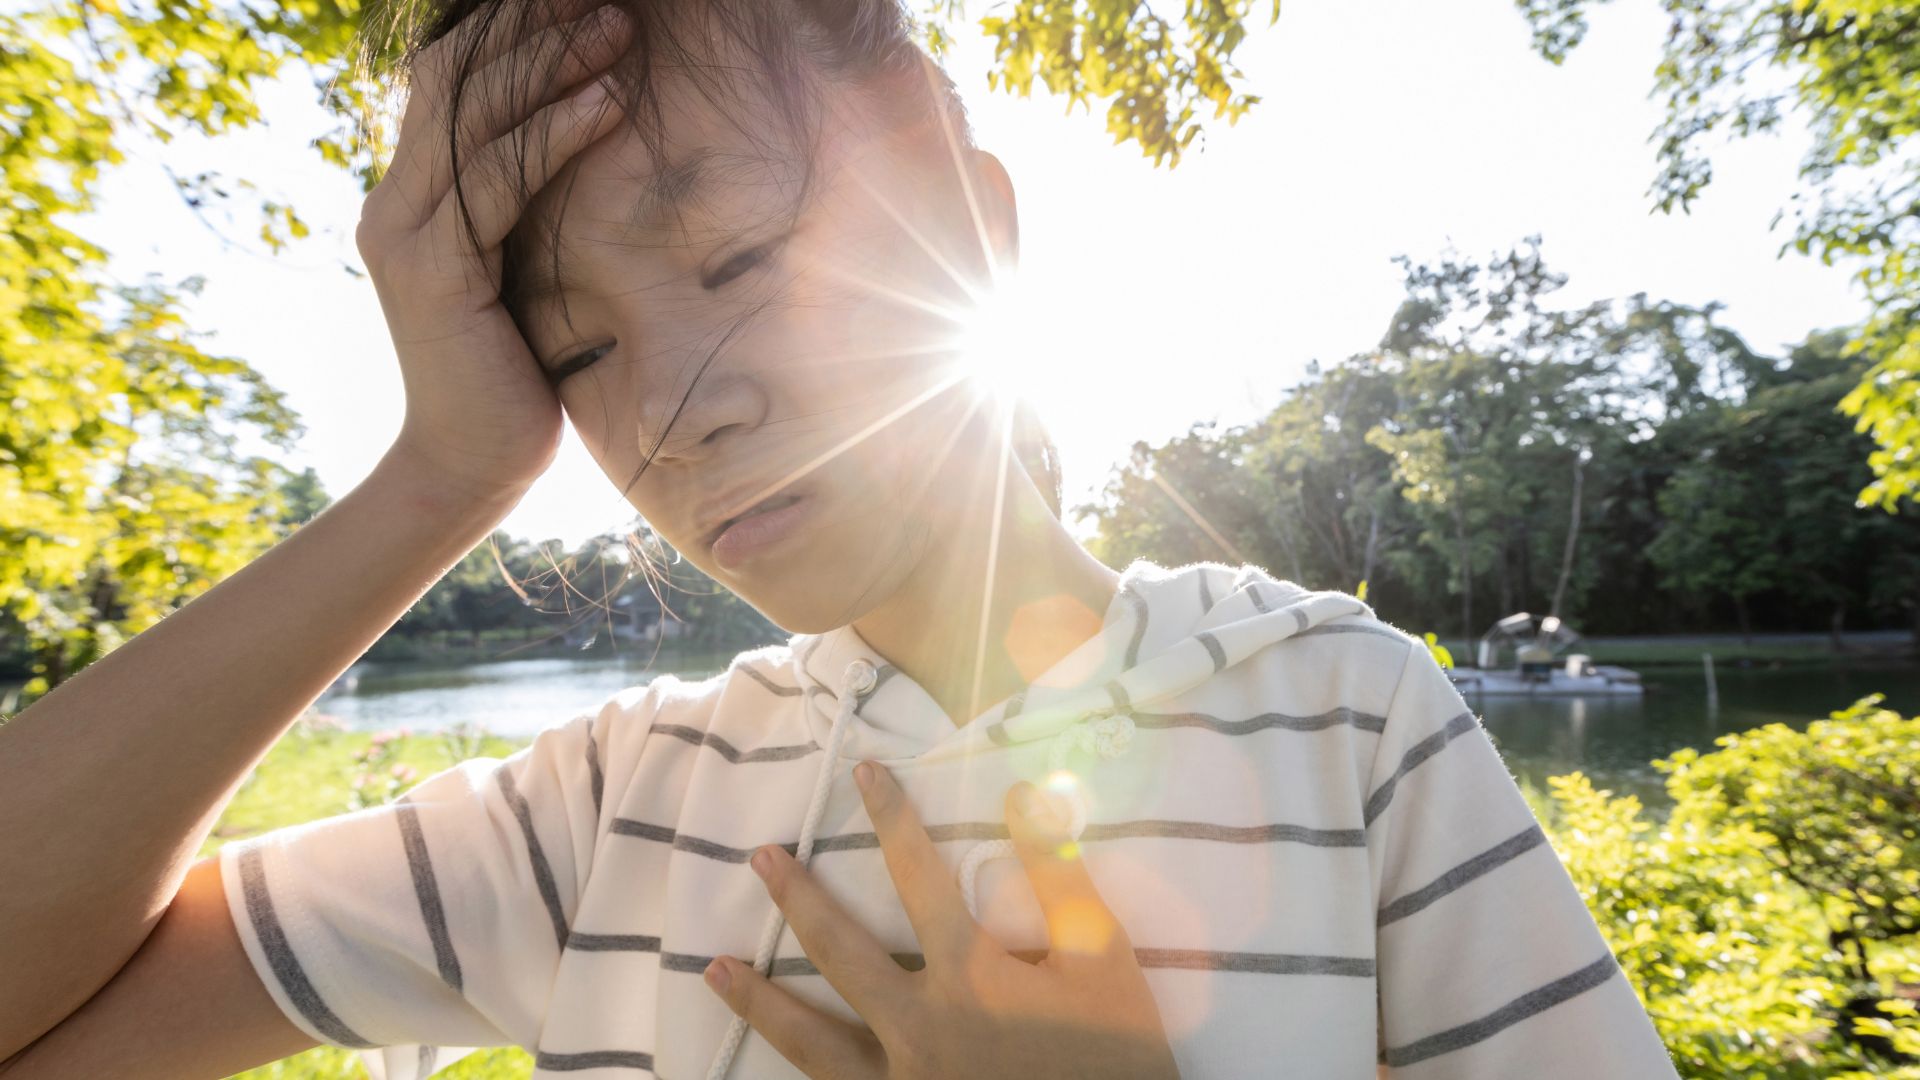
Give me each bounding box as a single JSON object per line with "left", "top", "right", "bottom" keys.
{"left": 1122, "top": 585, "right": 1150, "bottom": 668}
{"left": 735, "top": 662, "right": 803, "bottom": 696}
{"left": 418, "top": 1045, "right": 437, "bottom": 1077}
{"left": 985, "top": 721, "right": 1015, "bottom": 746}
{"left": 1197, "top": 569, "right": 1214, "bottom": 611}
{"left": 1364, "top": 711, "right": 1480, "bottom": 826}
{"left": 1377, "top": 825, "right": 1549, "bottom": 927}
{"left": 1246, "top": 580, "right": 1271, "bottom": 613}
{"left": 610, "top": 816, "right": 1364, "bottom": 862}
{"left": 1382, "top": 953, "right": 1619, "bottom": 1066}
{"left": 1297, "top": 622, "right": 1407, "bottom": 643}
{"left": 658, "top": 947, "right": 1372, "bottom": 978}
{"left": 234, "top": 846, "right": 374, "bottom": 1048}
{"left": 652, "top": 722, "right": 819, "bottom": 764}
{"left": 395, "top": 800, "right": 463, "bottom": 993}
{"left": 1291, "top": 606, "right": 1309, "bottom": 632}
{"left": 1082, "top": 819, "right": 1364, "bottom": 848}
{"left": 1004, "top": 690, "right": 1027, "bottom": 719}
{"left": 1194, "top": 631, "right": 1228, "bottom": 672}
{"left": 495, "top": 770, "right": 570, "bottom": 951}
{"left": 585, "top": 730, "right": 604, "bottom": 818}
{"left": 863, "top": 665, "right": 901, "bottom": 700}
{"left": 568, "top": 932, "right": 663, "bottom": 952}
{"left": 1105, "top": 680, "right": 1131, "bottom": 711}
{"left": 535, "top": 1049, "right": 655, "bottom": 1071}
{"left": 1133, "top": 706, "right": 1387, "bottom": 736}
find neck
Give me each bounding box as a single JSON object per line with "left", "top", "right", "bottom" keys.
{"left": 851, "top": 465, "right": 1120, "bottom": 728}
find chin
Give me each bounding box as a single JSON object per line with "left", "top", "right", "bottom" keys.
{"left": 720, "top": 532, "right": 921, "bottom": 636}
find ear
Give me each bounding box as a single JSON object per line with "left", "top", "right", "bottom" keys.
{"left": 967, "top": 148, "right": 1019, "bottom": 271}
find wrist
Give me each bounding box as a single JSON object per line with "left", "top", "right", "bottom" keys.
{"left": 366, "top": 440, "right": 532, "bottom": 534}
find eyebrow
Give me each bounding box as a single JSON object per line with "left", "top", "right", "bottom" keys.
{"left": 515, "top": 148, "right": 717, "bottom": 308}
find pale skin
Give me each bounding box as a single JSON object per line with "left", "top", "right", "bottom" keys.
{"left": 0, "top": 0, "right": 1184, "bottom": 1077}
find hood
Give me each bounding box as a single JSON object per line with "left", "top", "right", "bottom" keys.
{"left": 787, "top": 559, "right": 1377, "bottom": 765}
{"left": 702, "top": 560, "right": 1376, "bottom": 1080}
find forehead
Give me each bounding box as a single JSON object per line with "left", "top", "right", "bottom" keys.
{"left": 506, "top": 89, "right": 811, "bottom": 306}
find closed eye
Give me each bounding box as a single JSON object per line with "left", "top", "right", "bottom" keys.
{"left": 701, "top": 238, "right": 783, "bottom": 291}
{"left": 550, "top": 342, "right": 612, "bottom": 385}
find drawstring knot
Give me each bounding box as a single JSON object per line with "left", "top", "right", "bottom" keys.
{"left": 1045, "top": 709, "right": 1136, "bottom": 773}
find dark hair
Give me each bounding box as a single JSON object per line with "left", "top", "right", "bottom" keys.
{"left": 358, "top": 0, "right": 1062, "bottom": 516}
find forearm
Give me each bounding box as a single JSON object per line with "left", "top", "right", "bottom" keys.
{"left": 0, "top": 446, "right": 526, "bottom": 1055}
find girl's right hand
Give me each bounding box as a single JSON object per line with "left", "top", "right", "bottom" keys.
{"left": 355, "top": 0, "right": 632, "bottom": 506}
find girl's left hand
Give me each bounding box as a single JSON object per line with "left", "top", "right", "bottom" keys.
{"left": 703, "top": 762, "right": 1181, "bottom": 1079}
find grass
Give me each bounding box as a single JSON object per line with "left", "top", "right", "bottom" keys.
{"left": 208, "top": 718, "right": 537, "bottom": 1080}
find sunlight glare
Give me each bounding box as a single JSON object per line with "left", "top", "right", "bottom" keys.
{"left": 953, "top": 280, "right": 1048, "bottom": 406}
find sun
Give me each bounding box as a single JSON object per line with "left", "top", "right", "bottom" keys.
{"left": 951, "top": 277, "right": 1048, "bottom": 407}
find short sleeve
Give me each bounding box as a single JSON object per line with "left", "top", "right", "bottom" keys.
{"left": 1364, "top": 641, "right": 1678, "bottom": 1078}
{"left": 219, "top": 694, "right": 624, "bottom": 1080}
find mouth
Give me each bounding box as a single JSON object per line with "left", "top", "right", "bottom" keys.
{"left": 711, "top": 490, "right": 802, "bottom": 540}
{"left": 706, "top": 488, "right": 815, "bottom": 570}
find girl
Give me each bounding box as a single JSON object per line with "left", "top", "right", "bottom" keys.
{"left": 0, "top": 0, "right": 1678, "bottom": 1077}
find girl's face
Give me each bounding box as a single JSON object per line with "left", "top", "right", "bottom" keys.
{"left": 510, "top": 66, "right": 1016, "bottom": 633}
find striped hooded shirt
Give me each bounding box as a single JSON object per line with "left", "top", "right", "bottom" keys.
{"left": 218, "top": 560, "right": 1678, "bottom": 1078}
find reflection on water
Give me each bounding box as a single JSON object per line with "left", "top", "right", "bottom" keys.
{"left": 313, "top": 650, "right": 737, "bottom": 737}
{"left": 1477, "top": 661, "right": 1920, "bottom": 809}
{"left": 316, "top": 648, "right": 1919, "bottom": 811}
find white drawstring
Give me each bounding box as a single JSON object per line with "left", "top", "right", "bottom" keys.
{"left": 704, "top": 657, "right": 876, "bottom": 1080}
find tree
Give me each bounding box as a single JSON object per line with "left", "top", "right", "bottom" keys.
{"left": 0, "top": 0, "right": 393, "bottom": 698}
{"left": 0, "top": 276, "right": 301, "bottom": 695}
{"left": 1512, "top": 0, "right": 1920, "bottom": 512}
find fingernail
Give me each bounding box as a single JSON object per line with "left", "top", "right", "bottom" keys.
{"left": 750, "top": 847, "right": 772, "bottom": 878}
{"left": 854, "top": 761, "right": 874, "bottom": 790}
{"left": 1013, "top": 782, "right": 1044, "bottom": 820}
{"left": 704, "top": 957, "right": 730, "bottom": 994}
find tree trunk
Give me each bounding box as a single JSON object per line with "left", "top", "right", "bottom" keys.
{"left": 1550, "top": 450, "right": 1586, "bottom": 617}
{"left": 1455, "top": 506, "right": 1473, "bottom": 641}
{"left": 1361, "top": 501, "right": 1381, "bottom": 590}
{"left": 1734, "top": 595, "right": 1753, "bottom": 646}
{"left": 1497, "top": 523, "right": 1514, "bottom": 617}
{"left": 1830, "top": 603, "right": 1848, "bottom": 654}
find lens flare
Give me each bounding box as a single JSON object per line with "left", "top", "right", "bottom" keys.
{"left": 952, "top": 282, "right": 1044, "bottom": 405}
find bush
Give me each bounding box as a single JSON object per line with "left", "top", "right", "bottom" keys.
{"left": 1533, "top": 694, "right": 1920, "bottom": 1078}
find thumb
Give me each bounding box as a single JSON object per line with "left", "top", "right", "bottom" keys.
{"left": 1005, "top": 780, "right": 1125, "bottom": 963}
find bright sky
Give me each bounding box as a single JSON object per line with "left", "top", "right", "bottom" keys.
{"left": 83, "top": 0, "right": 1866, "bottom": 547}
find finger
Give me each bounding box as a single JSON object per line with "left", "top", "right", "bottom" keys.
{"left": 431, "top": 73, "right": 625, "bottom": 252}
{"left": 704, "top": 955, "right": 886, "bottom": 1080}
{"left": 414, "top": 0, "right": 609, "bottom": 98}
{"left": 1004, "top": 781, "right": 1128, "bottom": 964}
{"left": 752, "top": 845, "right": 912, "bottom": 1023}
{"left": 856, "top": 761, "right": 981, "bottom": 966}
{"left": 389, "top": 2, "right": 632, "bottom": 225}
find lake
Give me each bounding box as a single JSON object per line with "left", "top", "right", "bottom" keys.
{"left": 313, "top": 648, "right": 1920, "bottom": 811}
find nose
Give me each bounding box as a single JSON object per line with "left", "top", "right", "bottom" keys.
{"left": 644, "top": 369, "right": 770, "bottom": 463}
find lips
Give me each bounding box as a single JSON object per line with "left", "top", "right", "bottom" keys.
{"left": 708, "top": 489, "right": 815, "bottom": 570}
{"left": 716, "top": 492, "right": 801, "bottom": 537}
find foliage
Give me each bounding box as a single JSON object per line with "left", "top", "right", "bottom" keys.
{"left": 0, "top": 272, "right": 304, "bottom": 694}
{"left": 922, "top": 0, "right": 1281, "bottom": 166}
{"left": 1513, "top": 0, "right": 1920, "bottom": 511}
{"left": 1537, "top": 694, "right": 1920, "bottom": 1077}
{"left": 1647, "top": 331, "right": 1920, "bottom": 639}
{"left": 0, "top": 0, "right": 380, "bottom": 696}
{"left": 1082, "top": 241, "right": 1920, "bottom": 640}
